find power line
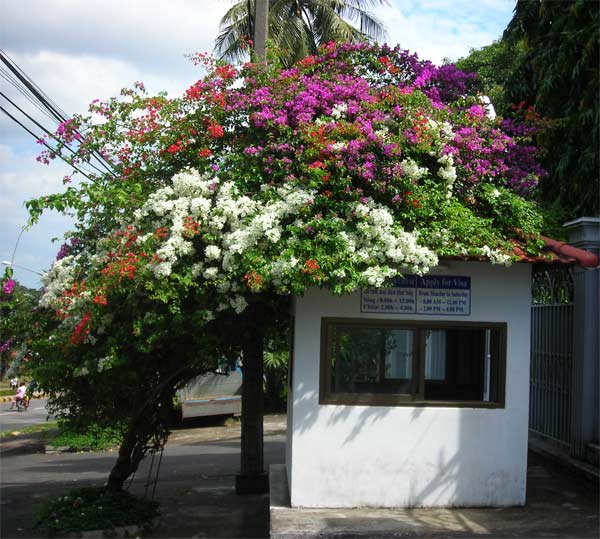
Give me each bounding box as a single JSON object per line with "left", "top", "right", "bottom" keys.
{"left": 0, "top": 91, "right": 108, "bottom": 177}
{"left": 0, "top": 105, "right": 94, "bottom": 181}
{"left": 0, "top": 49, "right": 69, "bottom": 124}
{"left": 0, "top": 65, "right": 57, "bottom": 123}
{"left": 0, "top": 49, "right": 116, "bottom": 177}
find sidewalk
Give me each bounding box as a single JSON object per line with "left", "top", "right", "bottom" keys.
{"left": 270, "top": 451, "right": 599, "bottom": 538}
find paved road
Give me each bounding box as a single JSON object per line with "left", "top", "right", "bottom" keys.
{"left": 1, "top": 431, "right": 284, "bottom": 538}
{"left": 0, "top": 399, "right": 52, "bottom": 432}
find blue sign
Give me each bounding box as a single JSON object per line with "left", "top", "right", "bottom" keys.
{"left": 361, "top": 275, "right": 471, "bottom": 316}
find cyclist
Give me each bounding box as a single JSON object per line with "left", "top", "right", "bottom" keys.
{"left": 10, "top": 382, "right": 28, "bottom": 410}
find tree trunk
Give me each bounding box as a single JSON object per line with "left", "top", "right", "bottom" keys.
{"left": 106, "top": 387, "right": 175, "bottom": 492}
{"left": 236, "top": 302, "right": 269, "bottom": 494}
{"left": 107, "top": 430, "right": 147, "bottom": 492}
{"left": 253, "top": 0, "right": 269, "bottom": 61}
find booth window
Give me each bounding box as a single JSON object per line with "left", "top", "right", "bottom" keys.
{"left": 320, "top": 318, "right": 506, "bottom": 407}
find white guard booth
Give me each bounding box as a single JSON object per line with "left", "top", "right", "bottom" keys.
{"left": 286, "top": 261, "right": 531, "bottom": 508}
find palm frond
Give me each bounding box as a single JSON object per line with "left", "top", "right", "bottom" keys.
{"left": 327, "top": 0, "right": 388, "bottom": 42}
{"left": 214, "top": 0, "right": 388, "bottom": 65}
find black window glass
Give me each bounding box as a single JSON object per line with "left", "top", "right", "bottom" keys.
{"left": 330, "top": 326, "right": 415, "bottom": 394}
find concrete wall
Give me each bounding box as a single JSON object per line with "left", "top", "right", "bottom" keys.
{"left": 287, "top": 261, "right": 532, "bottom": 508}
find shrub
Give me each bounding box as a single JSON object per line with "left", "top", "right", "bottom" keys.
{"left": 34, "top": 486, "right": 159, "bottom": 538}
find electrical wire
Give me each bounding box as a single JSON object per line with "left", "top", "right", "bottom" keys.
{"left": 0, "top": 49, "right": 117, "bottom": 177}
{"left": 0, "top": 65, "right": 57, "bottom": 123}
{"left": 0, "top": 105, "right": 94, "bottom": 181}
{"left": 0, "top": 91, "right": 109, "bottom": 177}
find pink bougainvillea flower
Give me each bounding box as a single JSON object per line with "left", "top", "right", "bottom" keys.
{"left": 2, "top": 279, "right": 15, "bottom": 295}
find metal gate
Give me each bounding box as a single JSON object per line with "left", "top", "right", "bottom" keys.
{"left": 529, "top": 268, "right": 575, "bottom": 446}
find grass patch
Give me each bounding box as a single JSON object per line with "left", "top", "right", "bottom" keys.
{"left": 34, "top": 486, "right": 159, "bottom": 538}
{"left": 0, "top": 389, "right": 15, "bottom": 397}
{"left": 50, "top": 424, "right": 123, "bottom": 452}
{"left": 0, "top": 421, "right": 58, "bottom": 439}
{"left": 224, "top": 416, "right": 241, "bottom": 427}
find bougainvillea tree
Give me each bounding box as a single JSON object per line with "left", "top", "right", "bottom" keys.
{"left": 0, "top": 271, "right": 41, "bottom": 380}
{"left": 21, "top": 42, "right": 551, "bottom": 491}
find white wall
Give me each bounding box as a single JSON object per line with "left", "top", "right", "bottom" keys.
{"left": 287, "top": 261, "right": 532, "bottom": 508}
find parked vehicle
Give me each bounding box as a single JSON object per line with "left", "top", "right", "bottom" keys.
{"left": 178, "top": 364, "right": 242, "bottom": 420}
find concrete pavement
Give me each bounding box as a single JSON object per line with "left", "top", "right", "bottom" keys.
{"left": 270, "top": 457, "right": 599, "bottom": 538}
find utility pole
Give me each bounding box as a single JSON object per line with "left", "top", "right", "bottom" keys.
{"left": 235, "top": 0, "right": 270, "bottom": 496}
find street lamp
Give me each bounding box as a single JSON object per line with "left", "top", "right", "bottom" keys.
{"left": 1, "top": 261, "right": 43, "bottom": 276}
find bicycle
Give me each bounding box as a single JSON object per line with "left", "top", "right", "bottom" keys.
{"left": 15, "top": 396, "right": 30, "bottom": 412}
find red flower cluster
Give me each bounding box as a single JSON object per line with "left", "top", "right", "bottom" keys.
{"left": 302, "top": 259, "right": 324, "bottom": 280}
{"left": 93, "top": 295, "right": 107, "bottom": 305}
{"left": 186, "top": 80, "right": 206, "bottom": 101}
{"left": 298, "top": 55, "right": 316, "bottom": 68}
{"left": 55, "top": 282, "right": 86, "bottom": 320}
{"left": 244, "top": 271, "right": 263, "bottom": 290}
{"left": 183, "top": 216, "right": 199, "bottom": 237}
{"left": 198, "top": 148, "right": 213, "bottom": 158}
{"left": 411, "top": 111, "right": 432, "bottom": 145}
{"left": 70, "top": 312, "right": 92, "bottom": 345}
{"left": 101, "top": 252, "right": 141, "bottom": 280}
{"left": 215, "top": 64, "right": 236, "bottom": 80}
{"left": 154, "top": 227, "right": 168, "bottom": 239}
{"left": 112, "top": 226, "right": 139, "bottom": 249}
{"left": 207, "top": 121, "right": 224, "bottom": 138}
{"left": 167, "top": 143, "right": 181, "bottom": 155}
{"left": 308, "top": 160, "right": 326, "bottom": 169}
{"left": 378, "top": 55, "right": 399, "bottom": 75}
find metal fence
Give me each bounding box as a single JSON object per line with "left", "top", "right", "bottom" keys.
{"left": 529, "top": 303, "right": 574, "bottom": 446}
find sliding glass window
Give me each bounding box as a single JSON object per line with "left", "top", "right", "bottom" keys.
{"left": 320, "top": 319, "right": 506, "bottom": 407}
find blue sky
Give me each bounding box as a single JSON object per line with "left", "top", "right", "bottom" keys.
{"left": 0, "top": 0, "right": 516, "bottom": 288}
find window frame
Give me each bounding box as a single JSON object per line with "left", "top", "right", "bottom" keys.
{"left": 319, "top": 317, "right": 507, "bottom": 408}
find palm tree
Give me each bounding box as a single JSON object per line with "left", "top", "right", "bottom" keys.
{"left": 215, "top": 0, "right": 389, "bottom": 67}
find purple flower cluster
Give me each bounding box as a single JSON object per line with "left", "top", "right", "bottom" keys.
{"left": 0, "top": 338, "right": 13, "bottom": 353}
{"left": 230, "top": 42, "right": 545, "bottom": 205}
{"left": 447, "top": 115, "right": 545, "bottom": 195}
{"left": 56, "top": 237, "right": 82, "bottom": 260}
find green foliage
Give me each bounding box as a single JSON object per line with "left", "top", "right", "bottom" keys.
{"left": 51, "top": 423, "right": 124, "bottom": 451}
{"left": 505, "top": 0, "right": 599, "bottom": 217}
{"left": 264, "top": 347, "right": 288, "bottom": 413}
{"left": 34, "top": 486, "right": 159, "bottom": 538}
{"left": 0, "top": 277, "right": 41, "bottom": 379}
{"left": 455, "top": 40, "right": 526, "bottom": 115}
{"left": 459, "top": 0, "right": 600, "bottom": 217}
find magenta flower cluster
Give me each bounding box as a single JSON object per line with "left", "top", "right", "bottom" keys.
{"left": 2, "top": 279, "right": 15, "bottom": 295}
{"left": 221, "top": 42, "right": 544, "bottom": 203}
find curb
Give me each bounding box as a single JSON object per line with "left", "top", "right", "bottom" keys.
{"left": 45, "top": 445, "right": 77, "bottom": 455}
{"left": 0, "top": 393, "right": 46, "bottom": 403}
{"left": 64, "top": 518, "right": 159, "bottom": 538}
